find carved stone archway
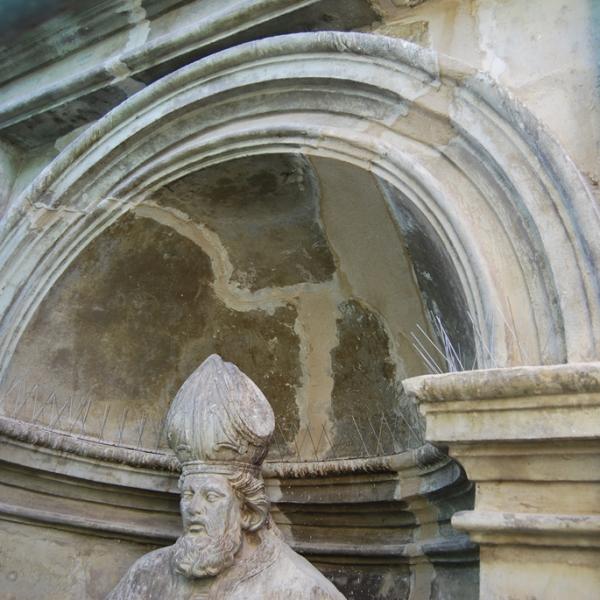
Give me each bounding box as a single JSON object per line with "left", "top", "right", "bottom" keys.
{"left": 1, "top": 31, "right": 599, "bottom": 600}
{"left": 0, "top": 31, "right": 598, "bottom": 382}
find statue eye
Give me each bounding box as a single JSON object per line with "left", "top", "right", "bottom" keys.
{"left": 182, "top": 490, "right": 193, "bottom": 499}
{"left": 205, "top": 491, "right": 220, "bottom": 502}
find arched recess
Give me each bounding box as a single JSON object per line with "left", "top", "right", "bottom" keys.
{"left": 0, "top": 31, "right": 598, "bottom": 382}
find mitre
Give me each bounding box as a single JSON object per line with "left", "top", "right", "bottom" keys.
{"left": 166, "top": 354, "right": 275, "bottom": 477}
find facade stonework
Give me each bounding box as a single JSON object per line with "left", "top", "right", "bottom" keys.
{"left": 0, "top": 1, "right": 598, "bottom": 599}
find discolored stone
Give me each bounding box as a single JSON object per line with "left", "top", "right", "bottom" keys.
{"left": 5, "top": 213, "right": 301, "bottom": 446}
{"left": 151, "top": 154, "right": 336, "bottom": 291}
{"left": 330, "top": 300, "right": 414, "bottom": 458}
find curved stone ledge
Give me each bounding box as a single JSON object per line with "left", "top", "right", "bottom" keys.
{"left": 0, "top": 496, "right": 476, "bottom": 561}
{"left": 0, "top": 415, "right": 447, "bottom": 479}
{"left": 292, "top": 535, "right": 476, "bottom": 560}
{"left": 0, "top": 415, "right": 179, "bottom": 472}
{"left": 0, "top": 500, "right": 179, "bottom": 545}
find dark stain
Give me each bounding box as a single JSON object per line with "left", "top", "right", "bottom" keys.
{"left": 7, "top": 213, "right": 301, "bottom": 445}
{"left": 151, "top": 154, "right": 336, "bottom": 291}
{"left": 386, "top": 188, "right": 477, "bottom": 371}
{"left": 330, "top": 300, "right": 415, "bottom": 458}
{"left": 430, "top": 563, "right": 479, "bottom": 600}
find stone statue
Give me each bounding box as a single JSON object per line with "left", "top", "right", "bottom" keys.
{"left": 107, "top": 354, "right": 345, "bottom": 599}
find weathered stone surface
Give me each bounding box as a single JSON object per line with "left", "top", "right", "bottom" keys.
{"left": 313, "top": 156, "right": 432, "bottom": 379}
{"left": 406, "top": 363, "right": 600, "bottom": 600}
{"left": 5, "top": 213, "right": 302, "bottom": 447}
{"left": 151, "top": 154, "right": 336, "bottom": 291}
{"left": 108, "top": 355, "right": 345, "bottom": 599}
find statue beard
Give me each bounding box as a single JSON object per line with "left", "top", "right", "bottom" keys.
{"left": 172, "top": 507, "right": 243, "bottom": 579}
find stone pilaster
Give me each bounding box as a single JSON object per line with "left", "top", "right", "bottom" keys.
{"left": 404, "top": 363, "right": 600, "bottom": 600}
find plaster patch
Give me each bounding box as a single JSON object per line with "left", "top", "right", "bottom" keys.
{"left": 312, "top": 156, "right": 430, "bottom": 378}
{"left": 293, "top": 289, "right": 341, "bottom": 458}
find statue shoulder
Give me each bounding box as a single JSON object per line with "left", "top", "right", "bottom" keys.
{"left": 229, "top": 535, "right": 346, "bottom": 600}
{"left": 276, "top": 542, "right": 346, "bottom": 599}
{"left": 106, "top": 545, "right": 175, "bottom": 600}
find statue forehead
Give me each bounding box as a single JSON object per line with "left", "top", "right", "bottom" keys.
{"left": 180, "top": 472, "right": 231, "bottom": 491}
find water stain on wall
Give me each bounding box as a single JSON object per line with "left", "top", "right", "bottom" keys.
{"left": 6, "top": 213, "right": 301, "bottom": 445}
{"left": 151, "top": 154, "right": 336, "bottom": 291}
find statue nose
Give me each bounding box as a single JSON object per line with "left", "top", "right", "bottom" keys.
{"left": 189, "top": 493, "right": 205, "bottom": 514}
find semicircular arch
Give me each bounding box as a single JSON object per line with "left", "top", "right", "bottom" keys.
{"left": 0, "top": 32, "right": 598, "bottom": 378}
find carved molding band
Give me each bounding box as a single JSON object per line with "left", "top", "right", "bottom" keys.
{"left": 0, "top": 414, "right": 448, "bottom": 478}
{"left": 1, "top": 32, "right": 598, "bottom": 391}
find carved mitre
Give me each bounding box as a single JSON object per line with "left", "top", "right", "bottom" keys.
{"left": 166, "top": 354, "right": 275, "bottom": 478}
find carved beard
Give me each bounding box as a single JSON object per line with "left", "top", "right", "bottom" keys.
{"left": 172, "top": 507, "right": 243, "bottom": 579}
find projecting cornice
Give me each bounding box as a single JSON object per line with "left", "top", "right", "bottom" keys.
{"left": 406, "top": 362, "right": 600, "bottom": 598}
{"left": 0, "top": 0, "right": 379, "bottom": 148}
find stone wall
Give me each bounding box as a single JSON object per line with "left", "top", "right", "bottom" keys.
{"left": 371, "top": 0, "right": 600, "bottom": 184}
{"left": 0, "top": 1, "right": 597, "bottom": 599}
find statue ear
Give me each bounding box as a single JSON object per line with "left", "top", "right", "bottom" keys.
{"left": 240, "top": 504, "right": 264, "bottom": 532}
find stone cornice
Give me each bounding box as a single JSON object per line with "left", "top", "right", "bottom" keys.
{"left": 0, "top": 0, "right": 319, "bottom": 127}
{"left": 0, "top": 414, "right": 474, "bottom": 562}
{"left": 404, "top": 362, "right": 600, "bottom": 443}
{"left": 407, "top": 363, "right": 600, "bottom": 598}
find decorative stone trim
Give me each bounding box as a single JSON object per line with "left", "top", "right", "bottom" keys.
{"left": 405, "top": 362, "right": 600, "bottom": 599}
{"left": 1, "top": 32, "right": 599, "bottom": 388}
{"left": 0, "top": 414, "right": 447, "bottom": 478}
{"left": 1, "top": 1, "right": 374, "bottom": 131}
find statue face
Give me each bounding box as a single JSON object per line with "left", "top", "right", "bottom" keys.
{"left": 172, "top": 473, "right": 244, "bottom": 579}
{"left": 180, "top": 473, "right": 239, "bottom": 539}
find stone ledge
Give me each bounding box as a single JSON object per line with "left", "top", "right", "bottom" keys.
{"left": 404, "top": 363, "right": 600, "bottom": 404}
{"left": 405, "top": 363, "right": 600, "bottom": 598}
{"left": 453, "top": 511, "right": 600, "bottom": 548}
{"left": 405, "top": 363, "right": 600, "bottom": 443}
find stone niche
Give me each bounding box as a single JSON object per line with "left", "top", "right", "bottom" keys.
{"left": 0, "top": 152, "right": 476, "bottom": 599}
{"left": 3, "top": 152, "right": 468, "bottom": 460}
{"left": 2, "top": 20, "right": 598, "bottom": 599}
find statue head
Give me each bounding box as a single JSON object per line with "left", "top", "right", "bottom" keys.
{"left": 165, "top": 354, "right": 275, "bottom": 579}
